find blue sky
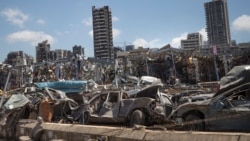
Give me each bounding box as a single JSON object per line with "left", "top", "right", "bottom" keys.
{"left": 1, "top": 0, "right": 250, "bottom": 63}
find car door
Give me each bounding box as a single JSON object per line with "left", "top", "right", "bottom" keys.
{"left": 160, "top": 94, "right": 173, "bottom": 118}
{"left": 207, "top": 100, "right": 237, "bottom": 131}
{"left": 226, "top": 87, "right": 250, "bottom": 131}
{"left": 207, "top": 85, "right": 250, "bottom": 131}
{"left": 98, "top": 92, "right": 120, "bottom": 119}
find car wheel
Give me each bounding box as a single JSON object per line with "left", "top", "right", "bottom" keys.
{"left": 184, "top": 114, "right": 204, "bottom": 131}
{"left": 130, "top": 110, "right": 145, "bottom": 127}
{"left": 79, "top": 112, "right": 90, "bottom": 125}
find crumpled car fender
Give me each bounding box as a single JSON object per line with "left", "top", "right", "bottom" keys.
{"left": 171, "top": 102, "right": 207, "bottom": 119}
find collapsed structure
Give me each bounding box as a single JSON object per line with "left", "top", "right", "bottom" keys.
{"left": 1, "top": 44, "right": 250, "bottom": 90}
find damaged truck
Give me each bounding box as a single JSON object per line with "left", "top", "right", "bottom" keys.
{"left": 73, "top": 83, "right": 174, "bottom": 127}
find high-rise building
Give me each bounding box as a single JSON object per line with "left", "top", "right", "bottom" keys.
{"left": 181, "top": 33, "right": 203, "bottom": 51}
{"left": 36, "top": 40, "right": 50, "bottom": 63}
{"left": 204, "top": 0, "right": 231, "bottom": 47}
{"left": 92, "top": 6, "right": 114, "bottom": 59}
{"left": 126, "top": 45, "right": 135, "bottom": 51}
{"left": 72, "top": 45, "right": 85, "bottom": 57}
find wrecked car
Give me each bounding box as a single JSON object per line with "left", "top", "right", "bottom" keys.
{"left": 34, "top": 80, "right": 88, "bottom": 104}
{"left": 171, "top": 65, "right": 250, "bottom": 132}
{"left": 34, "top": 87, "right": 78, "bottom": 122}
{"left": 170, "top": 89, "right": 208, "bottom": 105}
{"left": 72, "top": 84, "right": 174, "bottom": 127}
{"left": 0, "top": 94, "right": 31, "bottom": 138}
{"left": 0, "top": 86, "right": 80, "bottom": 139}
{"left": 0, "top": 86, "right": 78, "bottom": 124}
{"left": 124, "top": 75, "right": 164, "bottom": 97}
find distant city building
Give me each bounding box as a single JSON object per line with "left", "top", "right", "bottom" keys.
{"left": 204, "top": 0, "right": 231, "bottom": 48}
{"left": 36, "top": 40, "right": 50, "bottom": 63}
{"left": 113, "top": 46, "right": 123, "bottom": 59}
{"left": 126, "top": 45, "right": 135, "bottom": 51}
{"left": 237, "top": 42, "right": 250, "bottom": 54}
{"left": 238, "top": 42, "right": 250, "bottom": 48}
{"left": 49, "top": 49, "right": 72, "bottom": 61}
{"left": 4, "top": 51, "right": 34, "bottom": 66}
{"left": 128, "top": 47, "right": 150, "bottom": 60}
{"left": 200, "top": 46, "right": 211, "bottom": 56}
{"left": 231, "top": 40, "right": 237, "bottom": 46}
{"left": 55, "top": 49, "right": 65, "bottom": 60}
{"left": 181, "top": 33, "right": 203, "bottom": 51}
{"left": 65, "top": 50, "right": 73, "bottom": 59}
{"left": 92, "top": 6, "right": 114, "bottom": 59}
{"left": 49, "top": 51, "right": 56, "bottom": 61}
{"left": 72, "top": 45, "right": 84, "bottom": 58}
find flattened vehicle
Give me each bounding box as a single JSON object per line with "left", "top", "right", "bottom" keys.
{"left": 0, "top": 87, "right": 78, "bottom": 126}
{"left": 171, "top": 65, "right": 250, "bottom": 132}
{"left": 73, "top": 84, "right": 174, "bottom": 127}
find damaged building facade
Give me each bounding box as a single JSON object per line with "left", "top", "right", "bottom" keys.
{"left": 117, "top": 43, "right": 250, "bottom": 84}
{"left": 1, "top": 42, "right": 250, "bottom": 90}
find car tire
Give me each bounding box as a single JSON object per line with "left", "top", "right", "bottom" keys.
{"left": 79, "top": 112, "right": 90, "bottom": 125}
{"left": 184, "top": 114, "right": 204, "bottom": 131}
{"left": 130, "top": 110, "right": 145, "bottom": 127}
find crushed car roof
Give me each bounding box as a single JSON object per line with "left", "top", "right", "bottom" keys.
{"left": 133, "top": 83, "right": 164, "bottom": 98}
{"left": 214, "top": 65, "right": 250, "bottom": 97}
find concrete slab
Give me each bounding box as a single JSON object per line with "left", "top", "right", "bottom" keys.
{"left": 11, "top": 122, "right": 250, "bottom": 141}
{"left": 144, "top": 131, "right": 240, "bottom": 141}
{"left": 239, "top": 134, "right": 250, "bottom": 141}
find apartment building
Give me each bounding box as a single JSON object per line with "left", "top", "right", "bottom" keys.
{"left": 204, "top": 0, "right": 231, "bottom": 48}
{"left": 92, "top": 6, "right": 114, "bottom": 60}
{"left": 181, "top": 33, "right": 203, "bottom": 51}
{"left": 72, "top": 45, "right": 85, "bottom": 58}
{"left": 36, "top": 40, "right": 50, "bottom": 63}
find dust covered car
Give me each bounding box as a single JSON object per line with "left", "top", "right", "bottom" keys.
{"left": 171, "top": 65, "right": 250, "bottom": 132}
{"left": 0, "top": 86, "right": 78, "bottom": 123}
{"left": 73, "top": 84, "right": 174, "bottom": 127}
{"left": 34, "top": 80, "right": 88, "bottom": 104}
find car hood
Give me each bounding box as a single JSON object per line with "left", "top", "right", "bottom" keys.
{"left": 135, "top": 83, "right": 164, "bottom": 98}
{"left": 4, "top": 94, "right": 30, "bottom": 110}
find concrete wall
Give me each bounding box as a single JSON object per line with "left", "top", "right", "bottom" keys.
{"left": 1, "top": 120, "right": 250, "bottom": 141}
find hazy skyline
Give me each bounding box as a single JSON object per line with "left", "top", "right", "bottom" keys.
{"left": 1, "top": 0, "right": 250, "bottom": 62}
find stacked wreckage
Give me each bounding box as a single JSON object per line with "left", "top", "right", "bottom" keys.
{"left": 0, "top": 65, "right": 250, "bottom": 139}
